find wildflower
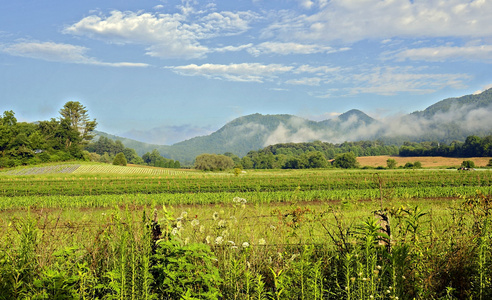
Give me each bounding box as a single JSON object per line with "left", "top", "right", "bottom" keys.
{"left": 402, "top": 275, "right": 406, "bottom": 279}
{"left": 205, "top": 235, "right": 212, "bottom": 244}
{"left": 191, "top": 219, "right": 200, "bottom": 227}
{"left": 180, "top": 211, "right": 188, "bottom": 219}
{"left": 199, "top": 225, "right": 205, "bottom": 233}
{"left": 350, "top": 277, "right": 356, "bottom": 282}
{"left": 258, "top": 238, "right": 266, "bottom": 245}
{"left": 218, "top": 220, "right": 226, "bottom": 228}
{"left": 233, "top": 197, "right": 247, "bottom": 204}
{"left": 171, "top": 228, "right": 179, "bottom": 236}
{"left": 376, "top": 265, "right": 382, "bottom": 270}
{"left": 374, "top": 269, "right": 379, "bottom": 275}
{"left": 242, "top": 242, "right": 250, "bottom": 248}
{"left": 369, "top": 296, "right": 374, "bottom": 299}
{"left": 270, "top": 225, "right": 277, "bottom": 231}
{"left": 221, "top": 229, "right": 229, "bottom": 237}
{"left": 212, "top": 212, "right": 219, "bottom": 220}
{"left": 176, "top": 221, "right": 182, "bottom": 229}
{"left": 215, "top": 236, "right": 224, "bottom": 245}
{"left": 228, "top": 241, "right": 236, "bottom": 246}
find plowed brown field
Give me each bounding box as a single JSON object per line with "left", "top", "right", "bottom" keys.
{"left": 357, "top": 155, "right": 491, "bottom": 168}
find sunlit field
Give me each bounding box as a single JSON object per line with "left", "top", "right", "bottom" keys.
{"left": 1, "top": 164, "right": 491, "bottom": 299}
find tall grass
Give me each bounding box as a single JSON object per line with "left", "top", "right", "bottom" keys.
{"left": 0, "top": 192, "right": 491, "bottom": 299}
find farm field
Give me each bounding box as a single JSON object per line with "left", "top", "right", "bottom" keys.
{"left": 0, "top": 164, "right": 491, "bottom": 299}
{"left": 357, "top": 155, "right": 492, "bottom": 168}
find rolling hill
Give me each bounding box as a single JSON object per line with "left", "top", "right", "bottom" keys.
{"left": 97, "top": 88, "right": 492, "bottom": 163}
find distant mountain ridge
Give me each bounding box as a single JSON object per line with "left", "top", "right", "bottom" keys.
{"left": 97, "top": 88, "right": 492, "bottom": 163}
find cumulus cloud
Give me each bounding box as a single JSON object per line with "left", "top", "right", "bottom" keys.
{"left": 0, "top": 41, "right": 148, "bottom": 67}
{"left": 64, "top": 9, "right": 258, "bottom": 59}
{"left": 167, "top": 63, "right": 293, "bottom": 82}
{"left": 262, "top": 0, "right": 492, "bottom": 43}
{"left": 391, "top": 45, "right": 492, "bottom": 62}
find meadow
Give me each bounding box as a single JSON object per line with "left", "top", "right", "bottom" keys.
{"left": 0, "top": 162, "right": 491, "bottom": 299}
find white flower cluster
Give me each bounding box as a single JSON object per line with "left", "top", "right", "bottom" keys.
{"left": 233, "top": 197, "right": 247, "bottom": 204}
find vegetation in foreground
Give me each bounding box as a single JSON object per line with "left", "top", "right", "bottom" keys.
{"left": 0, "top": 192, "right": 491, "bottom": 299}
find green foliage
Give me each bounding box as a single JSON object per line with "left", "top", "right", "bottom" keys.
{"left": 195, "top": 154, "right": 234, "bottom": 171}
{"left": 386, "top": 158, "right": 397, "bottom": 169}
{"left": 333, "top": 152, "right": 359, "bottom": 169}
{"left": 113, "top": 152, "right": 127, "bottom": 166}
{"left": 461, "top": 160, "right": 475, "bottom": 169}
{"left": 151, "top": 240, "right": 222, "bottom": 299}
{"left": 0, "top": 102, "right": 97, "bottom": 167}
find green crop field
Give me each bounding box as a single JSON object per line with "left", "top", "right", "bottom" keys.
{"left": 0, "top": 163, "right": 491, "bottom": 299}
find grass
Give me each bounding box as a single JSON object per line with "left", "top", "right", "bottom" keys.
{"left": 0, "top": 165, "right": 491, "bottom": 299}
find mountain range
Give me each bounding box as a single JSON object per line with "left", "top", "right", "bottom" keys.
{"left": 97, "top": 88, "right": 492, "bottom": 163}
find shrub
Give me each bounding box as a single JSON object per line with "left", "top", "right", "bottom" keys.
{"left": 386, "top": 158, "right": 397, "bottom": 169}
{"left": 113, "top": 152, "right": 127, "bottom": 166}
{"left": 333, "top": 152, "right": 358, "bottom": 169}
{"left": 461, "top": 160, "right": 475, "bottom": 169}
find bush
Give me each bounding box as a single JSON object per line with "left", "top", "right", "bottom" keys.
{"left": 461, "top": 160, "right": 475, "bottom": 169}
{"left": 195, "top": 154, "right": 234, "bottom": 171}
{"left": 386, "top": 158, "right": 397, "bottom": 169}
{"left": 333, "top": 152, "right": 359, "bottom": 169}
{"left": 113, "top": 152, "right": 127, "bottom": 166}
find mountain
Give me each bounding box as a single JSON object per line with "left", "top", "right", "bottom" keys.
{"left": 97, "top": 88, "right": 492, "bottom": 163}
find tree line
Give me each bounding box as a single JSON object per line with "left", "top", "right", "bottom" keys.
{"left": 399, "top": 135, "right": 492, "bottom": 157}
{"left": 0, "top": 102, "right": 96, "bottom": 168}
{"left": 0, "top": 104, "right": 180, "bottom": 169}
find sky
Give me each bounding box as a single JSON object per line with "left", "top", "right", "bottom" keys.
{"left": 1, "top": 0, "right": 492, "bottom": 145}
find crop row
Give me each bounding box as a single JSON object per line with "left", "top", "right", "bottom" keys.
{"left": 1, "top": 186, "right": 491, "bottom": 210}
{"left": 0, "top": 169, "right": 490, "bottom": 198}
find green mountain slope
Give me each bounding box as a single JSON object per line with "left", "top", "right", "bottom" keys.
{"left": 97, "top": 88, "right": 492, "bottom": 163}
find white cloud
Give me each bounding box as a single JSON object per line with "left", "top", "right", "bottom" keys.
{"left": 348, "top": 66, "right": 470, "bottom": 96}
{"left": 64, "top": 9, "right": 258, "bottom": 59}
{"left": 0, "top": 41, "right": 148, "bottom": 67}
{"left": 473, "top": 83, "right": 492, "bottom": 94}
{"left": 311, "top": 66, "right": 471, "bottom": 97}
{"left": 286, "top": 77, "right": 322, "bottom": 86}
{"left": 262, "top": 0, "right": 492, "bottom": 44}
{"left": 247, "top": 41, "right": 339, "bottom": 56}
{"left": 391, "top": 45, "right": 492, "bottom": 62}
{"left": 168, "top": 63, "right": 293, "bottom": 82}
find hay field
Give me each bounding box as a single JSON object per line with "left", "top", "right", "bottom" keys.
{"left": 357, "top": 155, "right": 491, "bottom": 168}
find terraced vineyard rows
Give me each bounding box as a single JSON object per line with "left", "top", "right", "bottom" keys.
{"left": 1, "top": 163, "right": 184, "bottom": 176}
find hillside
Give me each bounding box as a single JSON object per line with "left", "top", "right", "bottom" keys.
{"left": 98, "top": 88, "right": 492, "bottom": 163}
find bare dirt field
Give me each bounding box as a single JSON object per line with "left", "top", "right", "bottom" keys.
{"left": 357, "top": 155, "right": 492, "bottom": 168}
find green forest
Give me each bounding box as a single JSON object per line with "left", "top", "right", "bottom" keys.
{"left": 1, "top": 103, "right": 492, "bottom": 170}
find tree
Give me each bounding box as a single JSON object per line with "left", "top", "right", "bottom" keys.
{"left": 333, "top": 152, "right": 359, "bottom": 169}
{"left": 386, "top": 158, "right": 397, "bottom": 169}
{"left": 59, "top": 101, "right": 97, "bottom": 145}
{"left": 461, "top": 160, "right": 475, "bottom": 169}
{"left": 113, "top": 152, "right": 127, "bottom": 166}
{"left": 195, "top": 154, "right": 234, "bottom": 171}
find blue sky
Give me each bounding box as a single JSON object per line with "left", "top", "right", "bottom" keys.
{"left": 1, "top": 0, "right": 492, "bottom": 145}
